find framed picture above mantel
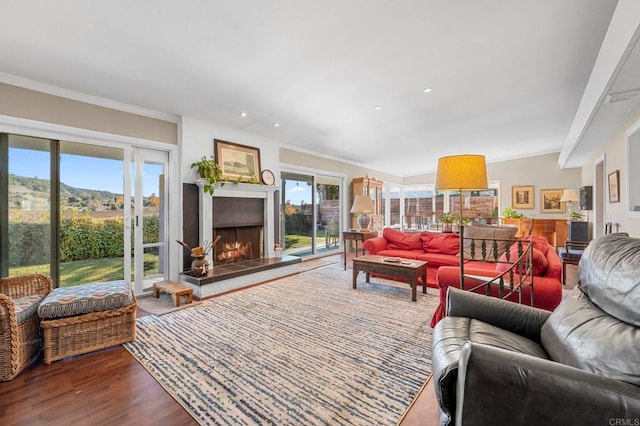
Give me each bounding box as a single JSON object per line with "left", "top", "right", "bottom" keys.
{"left": 214, "top": 139, "right": 261, "bottom": 183}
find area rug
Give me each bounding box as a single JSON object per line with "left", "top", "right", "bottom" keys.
{"left": 136, "top": 292, "right": 203, "bottom": 316}
{"left": 124, "top": 264, "right": 438, "bottom": 425}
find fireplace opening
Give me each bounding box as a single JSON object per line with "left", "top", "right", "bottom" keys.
{"left": 213, "top": 225, "right": 263, "bottom": 264}
{"left": 212, "top": 196, "right": 265, "bottom": 265}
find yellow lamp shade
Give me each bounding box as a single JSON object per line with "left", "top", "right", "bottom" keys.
{"left": 435, "top": 154, "right": 488, "bottom": 191}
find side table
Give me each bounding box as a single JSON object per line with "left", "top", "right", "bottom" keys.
{"left": 342, "top": 230, "right": 379, "bottom": 270}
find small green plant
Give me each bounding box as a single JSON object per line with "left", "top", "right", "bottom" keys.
{"left": 501, "top": 207, "right": 523, "bottom": 218}
{"left": 568, "top": 211, "right": 583, "bottom": 220}
{"left": 439, "top": 213, "right": 455, "bottom": 224}
{"left": 191, "top": 156, "right": 224, "bottom": 196}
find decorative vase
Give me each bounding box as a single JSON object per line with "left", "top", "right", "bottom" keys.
{"left": 191, "top": 255, "right": 209, "bottom": 275}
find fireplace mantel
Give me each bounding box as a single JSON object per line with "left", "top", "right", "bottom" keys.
{"left": 195, "top": 180, "right": 278, "bottom": 262}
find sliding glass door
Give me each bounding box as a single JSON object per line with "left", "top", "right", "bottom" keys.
{"left": 280, "top": 171, "right": 342, "bottom": 257}
{"left": 59, "top": 141, "right": 126, "bottom": 286}
{"left": 1, "top": 133, "right": 170, "bottom": 292}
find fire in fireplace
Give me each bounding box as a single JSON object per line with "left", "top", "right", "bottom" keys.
{"left": 212, "top": 196, "right": 265, "bottom": 265}
{"left": 213, "top": 226, "right": 262, "bottom": 264}
{"left": 218, "top": 241, "right": 252, "bottom": 262}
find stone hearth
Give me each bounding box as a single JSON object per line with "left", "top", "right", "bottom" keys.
{"left": 180, "top": 255, "right": 301, "bottom": 299}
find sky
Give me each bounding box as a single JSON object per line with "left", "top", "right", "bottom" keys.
{"left": 9, "top": 148, "right": 160, "bottom": 196}
{"left": 284, "top": 179, "right": 312, "bottom": 205}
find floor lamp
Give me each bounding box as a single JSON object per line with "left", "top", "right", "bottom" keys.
{"left": 435, "top": 154, "right": 488, "bottom": 284}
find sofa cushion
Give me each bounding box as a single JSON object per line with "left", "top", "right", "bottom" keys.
{"left": 461, "top": 225, "right": 517, "bottom": 260}
{"left": 383, "top": 227, "right": 423, "bottom": 250}
{"left": 377, "top": 249, "right": 421, "bottom": 260}
{"left": 540, "top": 287, "right": 640, "bottom": 386}
{"left": 419, "top": 231, "right": 437, "bottom": 250}
{"left": 38, "top": 280, "right": 133, "bottom": 320}
{"left": 578, "top": 234, "right": 640, "bottom": 327}
{"left": 425, "top": 233, "right": 460, "bottom": 255}
{"left": 13, "top": 294, "right": 44, "bottom": 324}
{"left": 416, "top": 252, "right": 461, "bottom": 268}
{"left": 495, "top": 244, "right": 548, "bottom": 276}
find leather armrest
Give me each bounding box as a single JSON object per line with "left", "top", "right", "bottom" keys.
{"left": 456, "top": 342, "right": 640, "bottom": 425}
{"left": 446, "top": 287, "right": 551, "bottom": 342}
{"left": 362, "top": 237, "right": 388, "bottom": 254}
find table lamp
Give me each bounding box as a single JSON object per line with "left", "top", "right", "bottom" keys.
{"left": 350, "top": 195, "right": 374, "bottom": 232}
{"left": 560, "top": 189, "right": 580, "bottom": 216}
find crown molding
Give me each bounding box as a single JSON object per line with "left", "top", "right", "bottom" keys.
{"left": 0, "top": 72, "right": 180, "bottom": 123}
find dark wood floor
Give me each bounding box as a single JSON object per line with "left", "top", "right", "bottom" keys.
{"left": 1, "top": 256, "right": 575, "bottom": 425}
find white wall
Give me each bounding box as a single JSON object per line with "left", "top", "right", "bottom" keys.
{"left": 582, "top": 104, "right": 640, "bottom": 237}
{"left": 181, "top": 116, "right": 282, "bottom": 184}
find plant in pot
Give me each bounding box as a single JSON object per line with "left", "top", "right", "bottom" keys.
{"left": 501, "top": 207, "right": 523, "bottom": 219}
{"left": 568, "top": 211, "right": 583, "bottom": 221}
{"left": 191, "top": 156, "right": 224, "bottom": 196}
{"left": 439, "top": 213, "right": 456, "bottom": 232}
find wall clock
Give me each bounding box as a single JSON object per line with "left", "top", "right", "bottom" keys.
{"left": 261, "top": 169, "right": 276, "bottom": 186}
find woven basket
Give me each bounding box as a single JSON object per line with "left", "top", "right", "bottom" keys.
{"left": 40, "top": 295, "right": 137, "bottom": 365}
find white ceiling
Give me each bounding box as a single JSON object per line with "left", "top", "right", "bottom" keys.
{"left": 0, "top": 0, "right": 629, "bottom": 176}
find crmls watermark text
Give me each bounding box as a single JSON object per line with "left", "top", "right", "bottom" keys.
{"left": 610, "top": 419, "right": 640, "bottom": 426}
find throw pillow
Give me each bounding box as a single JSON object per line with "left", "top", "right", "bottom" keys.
{"left": 495, "top": 242, "right": 548, "bottom": 276}
{"left": 383, "top": 227, "right": 423, "bottom": 250}
{"left": 419, "top": 231, "right": 436, "bottom": 251}
{"left": 526, "top": 235, "right": 550, "bottom": 255}
{"left": 425, "top": 233, "right": 459, "bottom": 255}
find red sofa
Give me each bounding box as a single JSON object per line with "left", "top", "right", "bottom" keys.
{"left": 362, "top": 228, "right": 462, "bottom": 288}
{"left": 362, "top": 228, "right": 563, "bottom": 327}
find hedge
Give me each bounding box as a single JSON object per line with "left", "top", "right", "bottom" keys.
{"left": 8, "top": 216, "right": 160, "bottom": 267}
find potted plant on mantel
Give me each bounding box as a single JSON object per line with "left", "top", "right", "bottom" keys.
{"left": 191, "top": 156, "right": 262, "bottom": 195}
{"left": 191, "top": 156, "right": 224, "bottom": 196}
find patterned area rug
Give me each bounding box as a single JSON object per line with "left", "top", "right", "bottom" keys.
{"left": 125, "top": 264, "right": 438, "bottom": 425}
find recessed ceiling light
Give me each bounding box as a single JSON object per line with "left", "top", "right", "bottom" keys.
{"left": 273, "top": 122, "right": 280, "bottom": 127}
{"left": 374, "top": 105, "right": 383, "bottom": 110}
{"left": 240, "top": 112, "right": 247, "bottom": 117}
{"left": 423, "top": 87, "right": 433, "bottom": 94}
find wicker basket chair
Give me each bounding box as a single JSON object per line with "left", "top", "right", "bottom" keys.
{"left": 0, "top": 273, "right": 52, "bottom": 381}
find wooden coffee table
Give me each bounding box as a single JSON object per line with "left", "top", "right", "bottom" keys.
{"left": 352, "top": 255, "right": 427, "bottom": 301}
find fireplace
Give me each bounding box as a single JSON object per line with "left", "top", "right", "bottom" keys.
{"left": 212, "top": 197, "right": 264, "bottom": 264}
{"left": 181, "top": 181, "right": 301, "bottom": 299}
{"left": 195, "top": 181, "right": 278, "bottom": 265}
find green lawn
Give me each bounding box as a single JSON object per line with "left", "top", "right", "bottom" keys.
{"left": 9, "top": 254, "right": 159, "bottom": 287}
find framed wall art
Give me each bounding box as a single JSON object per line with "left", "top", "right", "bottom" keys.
{"left": 608, "top": 170, "right": 620, "bottom": 203}
{"left": 511, "top": 185, "right": 534, "bottom": 209}
{"left": 540, "top": 188, "right": 564, "bottom": 213}
{"left": 214, "top": 139, "right": 261, "bottom": 183}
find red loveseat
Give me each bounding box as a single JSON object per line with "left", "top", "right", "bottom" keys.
{"left": 430, "top": 234, "right": 563, "bottom": 327}
{"left": 362, "top": 228, "right": 563, "bottom": 328}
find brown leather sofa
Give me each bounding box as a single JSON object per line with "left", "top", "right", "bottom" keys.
{"left": 431, "top": 233, "right": 640, "bottom": 425}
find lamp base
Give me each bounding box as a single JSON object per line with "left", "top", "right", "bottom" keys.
{"left": 357, "top": 213, "right": 371, "bottom": 232}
